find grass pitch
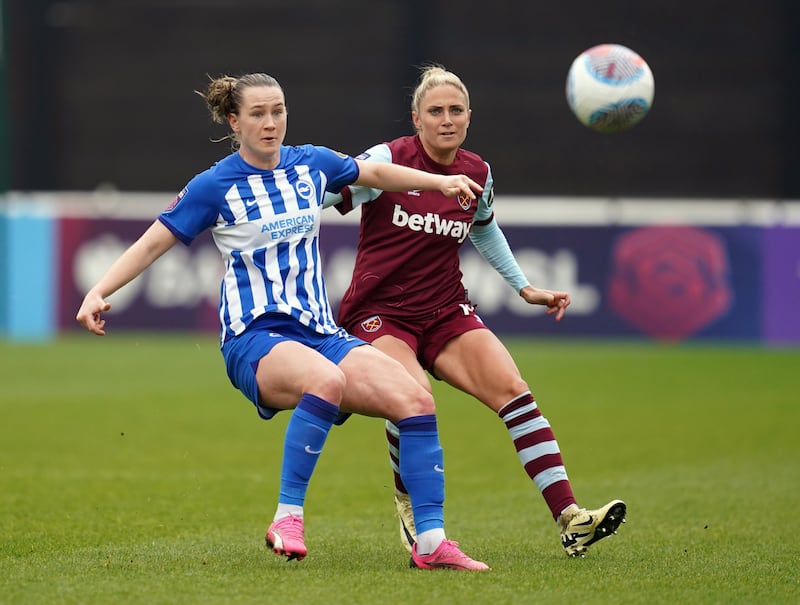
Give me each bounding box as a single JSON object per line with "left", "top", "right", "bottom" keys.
{"left": 1, "top": 334, "right": 798, "bottom": 604}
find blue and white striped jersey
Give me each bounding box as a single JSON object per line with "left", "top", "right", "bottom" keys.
{"left": 159, "top": 145, "right": 359, "bottom": 345}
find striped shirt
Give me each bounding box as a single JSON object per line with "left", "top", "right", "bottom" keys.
{"left": 159, "top": 145, "right": 359, "bottom": 345}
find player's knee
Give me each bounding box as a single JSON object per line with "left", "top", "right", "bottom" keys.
{"left": 489, "top": 375, "right": 532, "bottom": 407}
{"left": 403, "top": 385, "right": 436, "bottom": 417}
{"left": 309, "top": 366, "right": 347, "bottom": 403}
{"left": 510, "top": 376, "right": 530, "bottom": 398}
{"left": 382, "top": 378, "right": 436, "bottom": 421}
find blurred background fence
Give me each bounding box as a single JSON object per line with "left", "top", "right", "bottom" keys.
{"left": 6, "top": 0, "right": 800, "bottom": 197}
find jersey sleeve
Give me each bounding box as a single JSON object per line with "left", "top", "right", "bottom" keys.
{"left": 473, "top": 163, "right": 495, "bottom": 225}
{"left": 158, "top": 170, "right": 223, "bottom": 246}
{"left": 324, "top": 143, "right": 391, "bottom": 214}
{"left": 311, "top": 145, "right": 360, "bottom": 193}
{"left": 468, "top": 164, "right": 530, "bottom": 293}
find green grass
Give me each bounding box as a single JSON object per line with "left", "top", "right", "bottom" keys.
{"left": 1, "top": 334, "right": 798, "bottom": 604}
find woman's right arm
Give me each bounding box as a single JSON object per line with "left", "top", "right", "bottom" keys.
{"left": 76, "top": 220, "right": 179, "bottom": 335}
{"left": 355, "top": 159, "right": 481, "bottom": 199}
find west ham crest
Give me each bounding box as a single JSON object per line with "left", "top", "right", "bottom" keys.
{"left": 360, "top": 315, "right": 383, "bottom": 333}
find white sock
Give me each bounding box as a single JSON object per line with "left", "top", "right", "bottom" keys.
{"left": 274, "top": 504, "right": 304, "bottom": 522}
{"left": 416, "top": 529, "right": 446, "bottom": 555}
{"left": 560, "top": 503, "right": 580, "bottom": 518}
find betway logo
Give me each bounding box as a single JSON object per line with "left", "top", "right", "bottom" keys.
{"left": 392, "top": 204, "right": 471, "bottom": 243}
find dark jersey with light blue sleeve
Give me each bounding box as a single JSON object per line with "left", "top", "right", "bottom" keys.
{"left": 328, "top": 135, "right": 527, "bottom": 322}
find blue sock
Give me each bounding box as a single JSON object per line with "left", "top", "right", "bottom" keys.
{"left": 279, "top": 394, "right": 339, "bottom": 505}
{"left": 396, "top": 414, "right": 445, "bottom": 534}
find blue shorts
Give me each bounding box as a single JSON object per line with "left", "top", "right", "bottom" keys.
{"left": 221, "top": 312, "right": 366, "bottom": 421}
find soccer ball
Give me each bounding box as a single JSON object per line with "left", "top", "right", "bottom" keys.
{"left": 566, "top": 44, "right": 654, "bottom": 133}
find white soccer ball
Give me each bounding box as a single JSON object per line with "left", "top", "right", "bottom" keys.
{"left": 566, "top": 43, "right": 654, "bottom": 133}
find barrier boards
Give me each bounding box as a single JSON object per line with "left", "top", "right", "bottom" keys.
{"left": 3, "top": 193, "right": 799, "bottom": 344}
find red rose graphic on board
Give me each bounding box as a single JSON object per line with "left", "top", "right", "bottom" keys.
{"left": 609, "top": 226, "right": 732, "bottom": 340}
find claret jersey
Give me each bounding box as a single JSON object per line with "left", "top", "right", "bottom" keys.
{"left": 334, "top": 135, "right": 494, "bottom": 321}
{"left": 159, "top": 145, "right": 359, "bottom": 344}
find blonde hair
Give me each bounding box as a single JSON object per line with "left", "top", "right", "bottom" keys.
{"left": 196, "top": 73, "right": 283, "bottom": 146}
{"left": 410, "top": 65, "right": 470, "bottom": 115}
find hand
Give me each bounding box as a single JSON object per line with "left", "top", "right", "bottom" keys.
{"left": 519, "top": 285, "right": 571, "bottom": 322}
{"left": 76, "top": 291, "right": 112, "bottom": 335}
{"left": 439, "top": 174, "right": 483, "bottom": 199}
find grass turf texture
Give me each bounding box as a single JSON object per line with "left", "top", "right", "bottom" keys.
{"left": 1, "top": 334, "right": 798, "bottom": 604}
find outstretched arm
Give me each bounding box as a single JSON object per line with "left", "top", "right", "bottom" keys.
{"left": 354, "top": 159, "right": 482, "bottom": 199}
{"left": 76, "top": 220, "right": 179, "bottom": 335}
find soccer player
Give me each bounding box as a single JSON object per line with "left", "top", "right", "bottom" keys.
{"left": 325, "top": 65, "right": 626, "bottom": 557}
{"left": 76, "top": 72, "right": 490, "bottom": 571}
